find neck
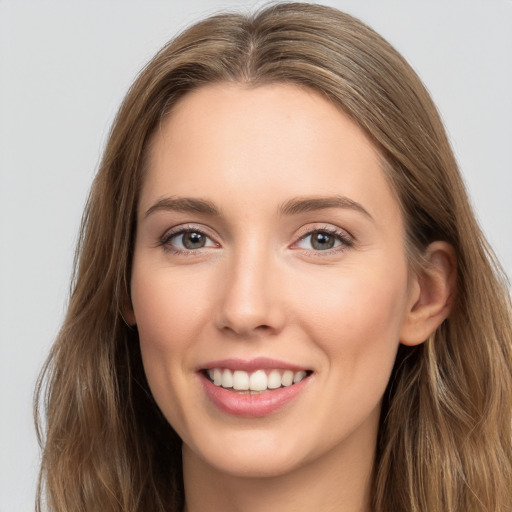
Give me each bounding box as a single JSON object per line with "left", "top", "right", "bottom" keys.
{"left": 182, "top": 428, "right": 376, "bottom": 512}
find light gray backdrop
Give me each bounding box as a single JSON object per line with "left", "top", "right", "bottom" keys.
{"left": 1, "top": 1, "right": 511, "bottom": 510}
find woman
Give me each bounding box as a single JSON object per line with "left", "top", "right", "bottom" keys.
{"left": 35, "top": 3, "right": 512, "bottom": 511}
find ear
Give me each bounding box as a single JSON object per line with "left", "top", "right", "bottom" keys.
{"left": 122, "top": 299, "right": 137, "bottom": 327}
{"left": 400, "top": 241, "right": 456, "bottom": 346}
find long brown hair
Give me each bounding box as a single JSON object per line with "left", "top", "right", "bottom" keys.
{"left": 35, "top": 3, "right": 512, "bottom": 511}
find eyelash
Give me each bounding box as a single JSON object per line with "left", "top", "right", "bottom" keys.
{"left": 159, "top": 225, "right": 354, "bottom": 256}
{"left": 159, "top": 225, "right": 217, "bottom": 256}
{"left": 293, "top": 226, "right": 354, "bottom": 255}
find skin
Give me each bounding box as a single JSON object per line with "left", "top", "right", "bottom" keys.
{"left": 127, "top": 83, "right": 454, "bottom": 512}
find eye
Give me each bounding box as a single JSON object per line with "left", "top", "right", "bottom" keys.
{"left": 295, "top": 229, "right": 352, "bottom": 251}
{"left": 162, "top": 228, "right": 217, "bottom": 252}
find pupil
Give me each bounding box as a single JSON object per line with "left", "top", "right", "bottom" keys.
{"left": 312, "top": 231, "right": 334, "bottom": 250}
{"left": 183, "top": 232, "right": 205, "bottom": 249}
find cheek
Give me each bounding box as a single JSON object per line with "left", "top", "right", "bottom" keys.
{"left": 294, "top": 260, "right": 409, "bottom": 371}
{"left": 296, "top": 263, "right": 410, "bottom": 433}
{"left": 130, "top": 265, "right": 215, "bottom": 430}
{"left": 131, "top": 266, "right": 211, "bottom": 357}
{"left": 129, "top": 266, "right": 211, "bottom": 423}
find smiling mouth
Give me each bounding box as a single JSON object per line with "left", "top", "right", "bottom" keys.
{"left": 204, "top": 368, "right": 313, "bottom": 393}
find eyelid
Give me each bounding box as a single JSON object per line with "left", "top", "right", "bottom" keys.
{"left": 291, "top": 224, "right": 354, "bottom": 252}
{"left": 157, "top": 222, "right": 354, "bottom": 255}
{"left": 159, "top": 224, "right": 220, "bottom": 254}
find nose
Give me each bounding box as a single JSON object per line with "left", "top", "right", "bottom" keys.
{"left": 215, "top": 248, "right": 286, "bottom": 338}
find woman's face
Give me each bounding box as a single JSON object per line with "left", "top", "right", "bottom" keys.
{"left": 128, "top": 83, "right": 419, "bottom": 478}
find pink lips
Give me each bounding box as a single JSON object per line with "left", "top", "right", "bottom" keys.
{"left": 198, "top": 357, "right": 312, "bottom": 418}
{"left": 200, "top": 357, "right": 308, "bottom": 373}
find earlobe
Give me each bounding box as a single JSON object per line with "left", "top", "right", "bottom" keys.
{"left": 122, "top": 301, "right": 137, "bottom": 327}
{"left": 400, "top": 241, "right": 456, "bottom": 346}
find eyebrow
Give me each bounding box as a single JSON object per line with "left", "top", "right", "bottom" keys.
{"left": 144, "top": 194, "right": 372, "bottom": 220}
{"left": 278, "top": 195, "right": 373, "bottom": 219}
{"left": 144, "top": 197, "right": 220, "bottom": 218}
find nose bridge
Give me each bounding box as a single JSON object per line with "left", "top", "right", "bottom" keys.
{"left": 216, "top": 239, "right": 283, "bottom": 336}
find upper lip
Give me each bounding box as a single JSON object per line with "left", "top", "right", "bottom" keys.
{"left": 198, "top": 357, "right": 310, "bottom": 373}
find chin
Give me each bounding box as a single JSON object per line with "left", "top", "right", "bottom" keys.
{"left": 184, "top": 439, "right": 308, "bottom": 479}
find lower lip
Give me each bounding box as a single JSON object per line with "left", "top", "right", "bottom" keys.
{"left": 200, "top": 373, "right": 311, "bottom": 418}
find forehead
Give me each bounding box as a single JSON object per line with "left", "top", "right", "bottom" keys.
{"left": 141, "top": 83, "right": 401, "bottom": 227}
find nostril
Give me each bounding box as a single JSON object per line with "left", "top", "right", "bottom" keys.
{"left": 220, "top": 323, "right": 275, "bottom": 338}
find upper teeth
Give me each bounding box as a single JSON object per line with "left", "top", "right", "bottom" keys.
{"left": 207, "top": 368, "right": 308, "bottom": 391}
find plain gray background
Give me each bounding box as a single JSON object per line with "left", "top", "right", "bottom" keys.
{"left": 1, "top": 1, "right": 511, "bottom": 510}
